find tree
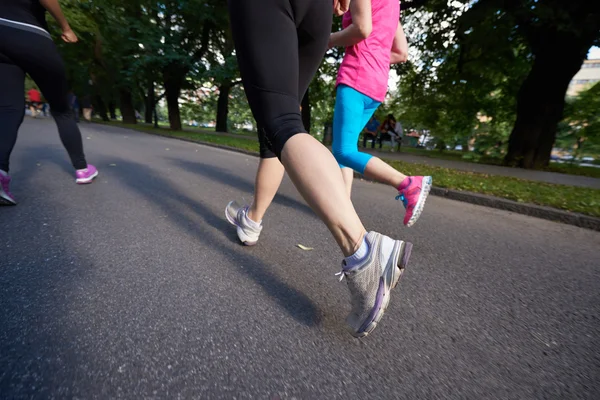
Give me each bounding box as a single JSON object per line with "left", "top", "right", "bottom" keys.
{"left": 152, "top": 0, "right": 216, "bottom": 131}
{"left": 204, "top": 8, "right": 241, "bottom": 133}
{"left": 557, "top": 82, "right": 600, "bottom": 157}
{"left": 397, "top": 0, "right": 600, "bottom": 168}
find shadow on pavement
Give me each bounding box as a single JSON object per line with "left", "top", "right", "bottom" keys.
{"left": 165, "top": 157, "right": 318, "bottom": 221}
{"left": 102, "top": 157, "right": 322, "bottom": 328}
{"left": 0, "top": 151, "right": 93, "bottom": 397}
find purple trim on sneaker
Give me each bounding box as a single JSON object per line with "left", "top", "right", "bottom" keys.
{"left": 400, "top": 242, "right": 413, "bottom": 269}
{"left": 358, "top": 278, "right": 385, "bottom": 333}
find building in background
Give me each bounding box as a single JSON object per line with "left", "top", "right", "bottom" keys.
{"left": 567, "top": 59, "right": 600, "bottom": 96}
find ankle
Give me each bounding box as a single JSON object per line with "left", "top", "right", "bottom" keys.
{"left": 344, "top": 235, "right": 369, "bottom": 269}
{"left": 397, "top": 176, "right": 410, "bottom": 191}
{"left": 246, "top": 207, "right": 262, "bottom": 225}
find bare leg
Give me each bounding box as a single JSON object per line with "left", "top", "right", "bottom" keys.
{"left": 248, "top": 157, "right": 285, "bottom": 222}
{"left": 281, "top": 134, "right": 366, "bottom": 257}
{"left": 363, "top": 157, "right": 407, "bottom": 189}
{"left": 341, "top": 167, "right": 354, "bottom": 197}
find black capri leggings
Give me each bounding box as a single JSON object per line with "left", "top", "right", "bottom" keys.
{"left": 0, "top": 25, "right": 87, "bottom": 172}
{"left": 228, "top": 0, "right": 332, "bottom": 159}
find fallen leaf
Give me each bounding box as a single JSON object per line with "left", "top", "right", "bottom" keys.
{"left": 165, "top": 148, "right": 170, "bottom": 151}
{"left": 296, "top": 244, "right": 313, "bottom": 251}
{"left": 109, "top": 164, "right": 117, "bottom": 167}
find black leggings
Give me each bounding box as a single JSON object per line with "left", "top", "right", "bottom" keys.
{"left": 228, "top": 0, "right": 332, "bottom": 159}
{"left": 0, "top": 25, "right": 87, "bottom": 172}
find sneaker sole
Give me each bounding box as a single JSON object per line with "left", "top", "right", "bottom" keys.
{"left": 225, "top": 201, "right": 259, "bottom": 246}
{"left": 406, "top": 176, "right": 432, "bottom": 227}
{"left": 0, "top": 195, "right": 16, "bottom": 206}
{"left": 353, "top": 241, "right": 413, "bottom": 338}
{"left": 76, "top": 170, "right": 99, "bottom": 185}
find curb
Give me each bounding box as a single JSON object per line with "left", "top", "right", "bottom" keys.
{"left": 429, "top": 187, "right": 600, "bottom": 231}
{"left": 110, "top": 125, "right": 600, "bottom": 232}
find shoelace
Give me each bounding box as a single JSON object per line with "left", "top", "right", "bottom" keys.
{"left": 335, "top": 270, "right": 345, "bottom": 282}
{"left": 395, "top": 193, "right": 408, "bottom": 208}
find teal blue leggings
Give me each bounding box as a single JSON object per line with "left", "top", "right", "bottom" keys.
{"left": 332, "top": 84, "right": 381, "bottom": 174}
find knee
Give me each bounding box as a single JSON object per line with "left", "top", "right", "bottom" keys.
{"left": 332, "top": 147, "right": 357, "bottom": 167}
{"left": 264, "top": 114, "right": 305, "bottom": 159}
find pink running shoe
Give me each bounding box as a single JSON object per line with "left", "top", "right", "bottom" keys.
{"left": 396, "top": 176, "right": 432, "bottom": 227}
{"left": 75, "top": 164, "right": 99, "bottom": 184}
{"left": 0, "top": 169, "right": 16, "bottom": 205}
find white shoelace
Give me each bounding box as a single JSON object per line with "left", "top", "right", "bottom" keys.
{"left": 335, "top": 271, "right": 345, "bottom": 282}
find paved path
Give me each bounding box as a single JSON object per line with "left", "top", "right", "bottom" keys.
{"left": 1, "top": 119, "right": 599, "bottom": 398}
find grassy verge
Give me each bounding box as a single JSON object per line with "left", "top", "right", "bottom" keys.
{"left": 384, "top": 160, "right": 599, "bottom": 217}
{"left": 96, "top": 122, "right": 600, "bottom": 217}
{"left": 379, "top": 145, "right": 600, "bottom": 179}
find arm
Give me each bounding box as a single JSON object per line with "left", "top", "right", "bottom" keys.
{"left": 390, "top": 22, "right": 408, "bottom": 64}
{"left": 333, "top": 0, "right": 351, "bottom": 16}
{"left": 39, "top": 0, "right": 78, "bottom": 43}
{"left": 329, "top": 0, "right": 372, "bottom": 48}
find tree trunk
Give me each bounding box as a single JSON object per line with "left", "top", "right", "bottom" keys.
{"left": 119, "top": 89, "right": 137, "bottom": 124}
{"left": 153, "top": 107, "right": 159, "bottom": 128}
{"left": 163, "top": 64, "right": 186, "bottom": 131}
{"left": 95, "top": 95, "right": 109, "bottom": 121}
{"left": 165, "top": 87, "right": 181, "bottom": 131}
{"left": 145, "top": 81, "right": 154, "bottom": 124}
{"left": 216, "top": 82, "right": 231, "bottom": 132}
{"left": 301, "top": 90, "right": 311, "bottom": 133}
{"left": 503, "top": 45, "right": 588, "bottom": 169}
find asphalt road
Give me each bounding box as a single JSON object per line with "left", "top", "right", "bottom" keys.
{"left": 1, "top": 118, "right": 599, "bottom": 399}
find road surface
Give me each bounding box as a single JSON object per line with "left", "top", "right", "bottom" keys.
{"left": 1, "top": 118, "right": 599, "bottom": 399}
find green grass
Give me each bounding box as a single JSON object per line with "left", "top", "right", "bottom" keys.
{"left": 385, "top": 160, "right": 600, "bottom": 217}
{"left": 95, "top": 121, "right": 600, "bottom": 218}
{"left": 165, "top": 130, "right": 260, "bottom": 152}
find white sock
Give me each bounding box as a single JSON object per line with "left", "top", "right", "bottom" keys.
{"left": 345, "top": 233, "right": 397, "bottom": 274}
{"left": 344, "top": 236, "right": 369, "bottom": 269}
{"left": 244, "top": 210, "right": 262, "bottom": 228}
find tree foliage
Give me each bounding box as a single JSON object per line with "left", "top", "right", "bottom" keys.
{"left": 51, "top": 0, "right": 600, "bottom": 168}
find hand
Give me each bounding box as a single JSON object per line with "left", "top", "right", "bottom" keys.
{"left": 333, "top": 0, "right": 350, "bottom": 16}
{"left": 61, "top": 28, "right": 78, "bottom": 43}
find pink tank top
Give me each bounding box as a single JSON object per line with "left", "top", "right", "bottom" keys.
{"left": 336, "top": 0, "right": 400, "bottom": 102}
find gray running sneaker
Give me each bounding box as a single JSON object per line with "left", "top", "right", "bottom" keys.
{"left": 337, "top": 231, "right": 413, "bottom": 338}
{"left": 225, "top": 200, "right": 262, "bottom": 246}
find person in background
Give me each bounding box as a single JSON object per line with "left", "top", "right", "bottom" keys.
{"left": 81, "top": 94, "right": 93, "bottom": 121}
{"left": 27, "top": 87, "right": 41, "bottom": 117}
{"left": 394, "top": 118, "right": 403, "bottom": 151}
{"left": 362, "top": 115, "right": 379, "bottom": 148}
{"left": 0, "top": 0, "right": 99, "bottom": 206}
{"left": 41, "top": 97, "right": 50, "bottom": 117}
{"left": 379, "top": 114, "right": 398, "bottom": 150}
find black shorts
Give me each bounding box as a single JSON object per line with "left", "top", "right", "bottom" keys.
{"left": 228, "top": 0, "right": 331, "bottom": 159}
